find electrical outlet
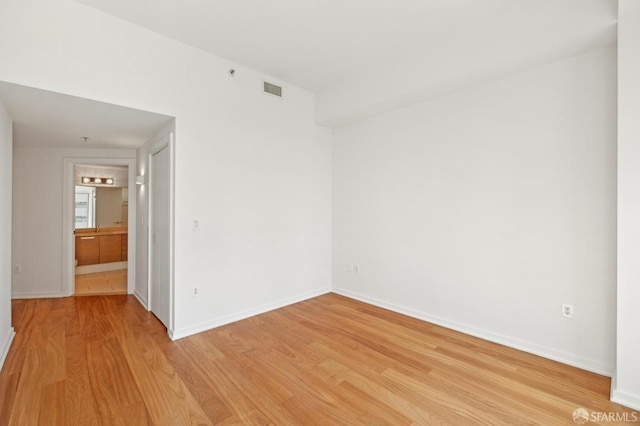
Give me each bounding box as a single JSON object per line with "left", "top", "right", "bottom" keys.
{"left": 14, "top": 264, "right": 22, "bottom": 274}
{"left": 193, "top": 287, "right": 198, "bottom": 296}
{"left": 561, "top": 304, "right": 574, "bottom": 318}
{"left": 347, "top": 263, "right": 360, "bottom": 273}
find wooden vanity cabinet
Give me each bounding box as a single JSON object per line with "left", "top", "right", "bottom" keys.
{"left": 121, "top": 234, "right": 128, "bottom": 261}
{"left": 75, "top": 236, "right": 100, "bottom": 266}
{"left": 99, "top": 235, "right": 122, "bottom": 263}
{"left": 75, "top": 230, "right": 128, "bottom": 265}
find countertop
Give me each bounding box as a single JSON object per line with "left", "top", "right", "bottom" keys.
{"left": 75, "top": 227, "right": 128, "bottom": 236}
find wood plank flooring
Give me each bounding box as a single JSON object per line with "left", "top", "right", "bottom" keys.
{"left": 74, "top": 270, "right": 127, "bottom": 296}
{"left": 0, "top": 293, "right": 636, "bottom": 425}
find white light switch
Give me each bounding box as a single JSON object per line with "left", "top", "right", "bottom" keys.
{"left": 193, "top": 219, "right": 200, "bottom": 230}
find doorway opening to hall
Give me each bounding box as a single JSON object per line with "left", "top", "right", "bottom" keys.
{"left": 74, "top": 164, "right": 129, "bottom": 296}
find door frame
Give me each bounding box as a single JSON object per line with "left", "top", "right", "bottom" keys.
{"left": 62, "top": 157, "right": 137, "bottom": 296}
{"left": 147, "top": 132, "right": 175, "bottom": 337}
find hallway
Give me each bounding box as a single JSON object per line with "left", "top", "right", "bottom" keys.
{"left": 74, "top": 270, "right": 127, "bottom": 296}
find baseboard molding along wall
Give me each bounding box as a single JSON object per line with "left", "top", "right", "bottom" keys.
{"left": 332, "top": 287, "right": 614, "bottom": 378}
{"left": 611, "top": 388, "right": 640, "bottom": 412}
{"left": 11, "top": 291, "right": 66, "bottom": 299}
{"left": 75, "top": 261, "right": 128, "bottom": 275}
{"left": 134, "top": 289, "right": 148, "bottom": 310}
{"left": 0, "top": 328, "right": 16, "bottom": 371}
{"left": 171, "top": 286, "right": 331, "bottom": 340}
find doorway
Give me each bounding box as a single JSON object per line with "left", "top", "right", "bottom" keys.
{"left": 0, "top": 81, "right": 175, "bottom": 336}
{"left": 73, "top": 164, "right": 130, "bottom": 296}
{"left": 63, "top": 158, "right": 137, "bottom": 296}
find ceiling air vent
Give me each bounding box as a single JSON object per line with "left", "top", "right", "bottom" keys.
{"left": 263, "top": 81, "right": 282, "bottom": 97}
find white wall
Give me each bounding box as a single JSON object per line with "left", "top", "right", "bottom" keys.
{"left": 12, "top": 146, "right": 135, "bottom": 297}
{"left": 0, "top": 99, "right": 15, "bottom": 369}
{"left": 614, "top": 0, "right": 640, "bottom": 411}
{"left": 333, "top": 46, "right": 617, "bottom": 375}
{"left": 0, "top": 0, "right": 332, "bottom": 336}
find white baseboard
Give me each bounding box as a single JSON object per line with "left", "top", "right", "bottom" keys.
{"left": 0, "top": 327, "right": 16, "bottom": 371}
{"left": 171, "top": 286, "right": 331, "bottom": 340}
{"left": 332, "top": 287, "right": 613, "bottom": 377}
{"left": 12, "top": 291, "right": 65, "bottom": 299}
{"left": 75, "top": 261, "right": 127, "bottom": 275}
{"left": 133, "top": 289, "right": 148, "bottom": 310}
{"left": 611, "top": 388, "right": 640, "bottom": 411}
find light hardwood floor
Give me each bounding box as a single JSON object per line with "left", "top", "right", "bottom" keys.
{"left": 0, "top": 294, "right": 635, "bottom": 425}
{"left": 74, "top": 270, "right": 127, "bottom": 296}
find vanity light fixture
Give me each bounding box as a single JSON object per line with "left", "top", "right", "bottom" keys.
{"left": 136, "top": 175, "right": 146, "bottom": 185}
{"left": 81, "top": 176, "right": 114, "bottom": 185}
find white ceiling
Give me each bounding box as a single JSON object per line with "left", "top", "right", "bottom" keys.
{"left": 0, "top": 1, "right": 618, "bottom": 144}
{"left": 0, "top": 81, "right": 173, "bottom": 149}
{"left": 75, "top": 0, "right": 618, "bottom": 95}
